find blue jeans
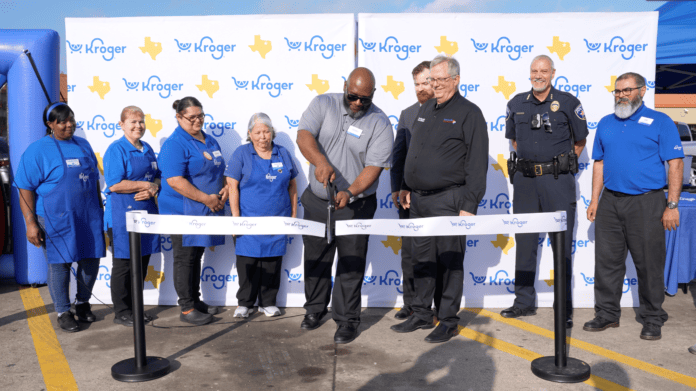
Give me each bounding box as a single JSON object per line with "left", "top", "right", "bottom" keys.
{"left": 39, "top": 214, "right": 100, "bottom": 313}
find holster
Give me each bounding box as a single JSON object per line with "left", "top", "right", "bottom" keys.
{"left": 507, "top": 151, "right": 517, "bottom": 185}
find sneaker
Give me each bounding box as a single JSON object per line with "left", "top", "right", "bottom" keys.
{"left": 259, "top": 306, "right": 281, "bottom": 317}
{"left": 234, "top": 306, "right": 252, "bottom": 318}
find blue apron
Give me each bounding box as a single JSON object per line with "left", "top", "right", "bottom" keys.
{"left": 110, "top": 149, "right": 161, "bottom": 259}
{"left": 236, "top": 152, "right": 292, "bottom": 257}
{"left": 43, "top": 136, "right": 105, "bottom": 264}
{"left": 182, "top": 136, "right": 225, "bottom": 247}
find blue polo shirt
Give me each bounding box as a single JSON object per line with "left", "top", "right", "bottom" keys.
{"left": 102, "top": 136, "right": 160, "bottom": 229}
{"left": 15, "top": 135, "right": 98, "bottom": 217}
{"left": 592, "top": 103, "right": 684, "bottom": 195}
{"left": 157, "top": 126, "right": 223, "bottom": 215}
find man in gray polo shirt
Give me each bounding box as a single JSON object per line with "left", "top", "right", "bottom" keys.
{"left": 296, "top": 67, "right": 393, "bottom": 344}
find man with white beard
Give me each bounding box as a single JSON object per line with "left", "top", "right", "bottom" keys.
{"left": 585, "top": 72, "right": 684, "bottom": 341}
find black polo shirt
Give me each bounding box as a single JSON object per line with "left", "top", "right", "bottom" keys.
{"left": 505, "top": 87, "right": 589, "bottom": 162}
{"left": 403, "top": 91, "right": 489, "bottom": 214}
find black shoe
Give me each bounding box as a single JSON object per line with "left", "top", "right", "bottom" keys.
{"left": 394, "top": 307, "right": 413, "bottom": 320}
{"left": 424, "top": 324, "right": 458, "bottom": 343}
{"left": 58, "top": 312, "right": 80, "bottom": 332}
{"left": 500, "top": 306, "right": 537, "bottom": 318}
{"left": 583, "top": 316, "right": 619, "bottom": 332}
{"left": 180, "top": 309, "right": 213, "bottom": 325}
{"left": 143, "top": 313, "right": 154, "bottom": 322}
{"left": 640, "top": 323, "right": 661, "bottom": 340}
{"left": 194, "top": 301, "right": 219, "bottom": 315}
{"left": 74, "top": 303, "right": 96, "bottom": 322}
{"left": 334, "top": 324, "right": 358, "bottom": 344}
{"left": 390, "top": 316, "right": 435, "bottom": 333}
{"left": 689, "top": 344, "right": 696, "bottom": 355}
{"left": 301, "top": 310, "right": 327, "bottom": 330}
{"left": 566, "top": 314, "right": 573, "bottom": 328}
{"left": 113, "top": 314, "right": 134, "bottom": 327}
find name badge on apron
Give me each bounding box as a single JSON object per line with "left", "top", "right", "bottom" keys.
{"left": 66, "top": 159, "right": 81, "bottom": 167}
{"left": 212, "top": 150, "right": 222, "bottom": 158}
{"left": 272, "top": 162, "right": 283, "bottom": 172}
{"left": 347, "top": 125, "right": 363, "bottom": 138}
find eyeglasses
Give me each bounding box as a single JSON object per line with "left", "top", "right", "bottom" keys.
{"left": 180, "top": 113, "right": 205, "bottom": 123}
{"left": 346, "top": 93, "right": 373, "bottom": 105}
{"left": 427, "top": 76, "right": 454, "bottom": 84}
{"left": 611, "top": 87, "right": 642, "bottom": 96}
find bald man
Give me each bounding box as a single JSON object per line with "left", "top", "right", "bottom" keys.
{"left": 297, "top": 67, "right": 394, "bottom": 344}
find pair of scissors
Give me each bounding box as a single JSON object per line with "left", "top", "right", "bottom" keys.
{"left": 326, "top": 181, "right": 336, "bottom": 244}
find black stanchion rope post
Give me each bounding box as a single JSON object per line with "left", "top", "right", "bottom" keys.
{"left": 531, "top": 225, "right": 591, "bottom": 383}
{"left": 111, "top": 231, "right": 170, "bottom": 382}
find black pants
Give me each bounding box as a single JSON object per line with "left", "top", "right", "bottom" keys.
{"left": 512, "top": 172, "right": 575, "bottom": 312}
{"left": 108, "top": 228, "right": 152, "bottom": 317}
{"left": 236, "top": 255, "right": 283, "bottom": 307}
{"left": 171, "top": 234, "right": 205, "bottom": 312}
{"left": 301, "top": 189, "right": 377, "bottom": 327}
{"left": 594, "top": 190, "right": 668, "bottom": 325}
{"left": 410, "top": 187, "right": 466, "bottom": 328}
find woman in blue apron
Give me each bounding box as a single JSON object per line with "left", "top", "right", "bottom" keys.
{"left": 158, "top": 97, "right": 228, "bottom": 326}
{"left": 104, "top": 106, "right": 161, "bottom": 327}
{"left": 226, "top": 113, "right": 298, "bottom": 318}
{"left": 16, "top": 102, "right": 105, "bottom": 332}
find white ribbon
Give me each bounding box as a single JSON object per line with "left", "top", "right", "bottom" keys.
{"left": 125, "top": 212, "right": 326, "bottom": 237}
{"left": 335, "top": 212, "right": 567, "bottom": 237}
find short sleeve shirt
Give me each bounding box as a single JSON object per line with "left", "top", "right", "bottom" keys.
{"left": 298, "top": 93, "right": 394, "bottom": 199}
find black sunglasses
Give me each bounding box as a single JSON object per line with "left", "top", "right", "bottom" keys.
{"left": 346, "top": 93, "right": 373, "bottom": 104}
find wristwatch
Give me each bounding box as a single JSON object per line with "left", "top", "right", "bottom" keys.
{"left": 667, "top": 201, "right": 678, "bottom": 209}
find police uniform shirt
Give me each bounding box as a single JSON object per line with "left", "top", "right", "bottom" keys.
{"left": 298, "top": 93, "right": 394, "bottom": 199}
{"left": 505, "top": 87, "right": 589, "bottom": 162}
{"left": 592, "top": 102, "right": 684, "bottom": 195}
{"left": 403, "top": 91, "right": 489, "bottom": 214}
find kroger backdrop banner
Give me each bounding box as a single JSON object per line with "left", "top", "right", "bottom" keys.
{"left": 66, "top": 12, "right": 658, "bottom": 309}
{"left": 65, "top": 14, "right": 355, "bottom": 307}
{"left": 358, "top": 12, "right": 658, "bottom": 309}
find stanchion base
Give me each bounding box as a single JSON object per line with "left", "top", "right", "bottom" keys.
{"left": 531, "top": 356, "right": 591, "bottom": 383}
{"left": 112, "top": 356, "right": 170, "bottom": 382}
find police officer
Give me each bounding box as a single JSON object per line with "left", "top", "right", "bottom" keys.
{"left": 502, "top": 54, "right": 588, "bottom": 328}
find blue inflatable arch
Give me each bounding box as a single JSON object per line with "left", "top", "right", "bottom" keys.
{"left": 0, "top": 29, "right": 60, "bottom": 284}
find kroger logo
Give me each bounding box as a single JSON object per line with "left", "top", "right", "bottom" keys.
{"left": 580, "top": 273, "right": 594, "bottom": 286}
{"left": 583, "top": 36, "right": 648, "bottom": 60}
{"left": 86, "top": 115, "right": 121, "bottom": 138}
{"left": 284, "top": 269, "right": 302, "bottom": 283}
{"left": 230, "top": 74, "right": 293, "bottom": 98}
{"left": 66, "top": 38, "right": 126, "bottom": 61}
{"left": 283, "top": 221, "right": 309, "bottom": 230}
{"left": 135, "top": 217, "right": 156, "bottom": 228}
{"left": 200, "top": 266, "right": 237, "bottom": 290}
{"left": 588, "top": 122, "right": 598, "bottom": 129}
{"left": 79, "top": 173, "right": 89, "bottom": 182}
{"left": 380, "top": 193, "right": 395, "bottom": 209}
{"left": 285, "top": 115, "right": 299, "bottom": 129}
{"left": 478, "top": 193, "right": 512, "bottom": 212}
{"left": 173, "top": 36, "right": 235, "bottom": 60}
{"left": 553, "top": 215, "right": 567, "bottom": 224}
{"left": 97, "top": 265, "right": 111, "bottom": 288}
{"left": 233, "top": 220, "right": 257, "bottom": 229}
{"left": 202, "top": 114, "right": 236, "bottom": 137}
{"left": 283, "top": 35, "right": 347, "bottom": 59}
{"left": 359, "top": 36, "right": 422, "bottom": 61}
{"left": 470, "top": 37, "right": 533, "bottom": 61}
{"left": 623, "top": 277, "right": 638, "bottom": 293}
{"left": 580, "top": 195, "right": 591, "bottom": 209}
{"left": 539, "top": 237, "right": 590, "bottom": 255}
{"left": 459, "top": 83, "right": 481, "bottom": 98}
{"left": 397, "top": 222, "right": 424, "bottom": 232}
{"left": 388, "top": 115, "right": 399, "bottom": 132}
{"left": 489, "top": 115, "right": 506, "bottom": 132}
{"left": 502, "top": 218, "right": 527, "bottom": 227}
{"left": 553, "top": 76, "right": 592, "bottom": 97}
{"left": 450, "top": 220, "right": 475, "bottom": 229}
{"left": 122, "top": 75, "right": 183, "bottom": 99}
{"left": 469, "top": 270, "right": 515, "bottom": 293}
{"left": 159, "top": 236, "right": 172, "bottom": 251}
{"left": 344, "top": 222, "right": 371, "bottom": 230}
{"left": 362, "top": 270, "right": 404, "bottom": 293}
{"left": 189, "top": 220, "right": 205, "bottom": 229}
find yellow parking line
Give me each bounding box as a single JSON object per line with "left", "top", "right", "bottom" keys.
{"left": 19, "top": 286, "right": 77, "bottom": 391}
{"left": 457, "top": 325, "right": 632, "bottom": 391}
{"left": 464, "top": 308, "right": 696, "bottom": 389}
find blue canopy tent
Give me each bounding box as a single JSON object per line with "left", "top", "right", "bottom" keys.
{"left": 656, "top": 1, "right": 696, "bottom": 93}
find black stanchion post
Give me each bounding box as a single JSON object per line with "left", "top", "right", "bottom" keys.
{"left": 112, "top": 231, "right": 170, "bottom": 382}
{"left": 531, "top": 228, "right": 591, "bottom": 383}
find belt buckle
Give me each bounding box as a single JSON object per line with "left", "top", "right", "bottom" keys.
{"left": 534, "top": 164, "right": 542, "bottom": 176}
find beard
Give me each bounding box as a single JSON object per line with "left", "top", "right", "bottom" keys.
{"left": 416, "top": 90, "right": 434, "bottom": 105}
{"left": 532, "top": 79, "right": 548, "bottom": 92}
{"left": 343, "top": 91, "right": 370, "bottom": 119}
{"left": 614, "top": 94, "right": 642, "bottom": 119}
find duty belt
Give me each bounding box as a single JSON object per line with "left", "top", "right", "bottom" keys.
{"left": 412, "top": 184, "right": 462, "bottom": 196}
{"left": 517, "top": 160, "right": 568, "bottom": 178}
